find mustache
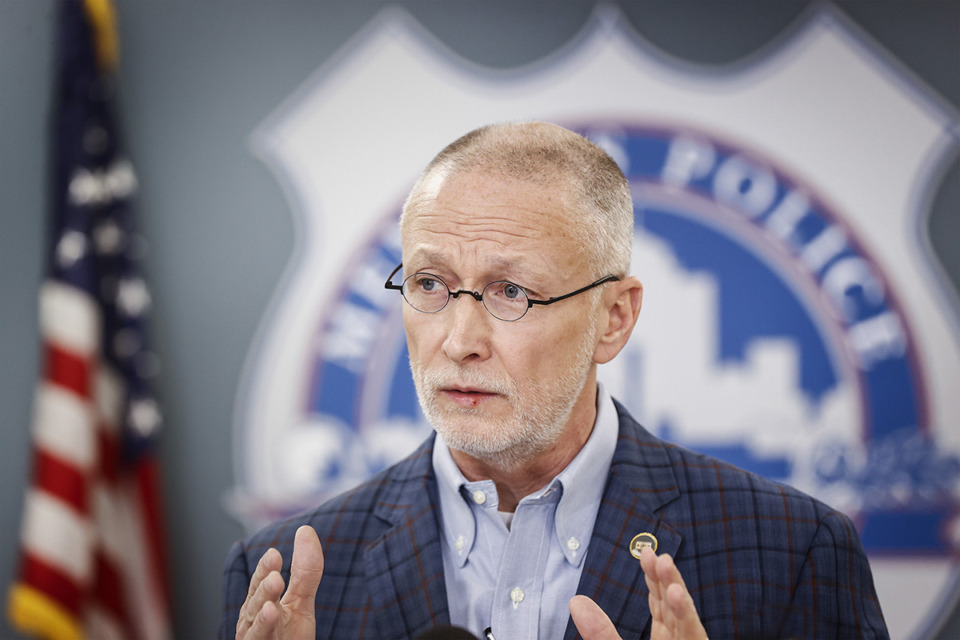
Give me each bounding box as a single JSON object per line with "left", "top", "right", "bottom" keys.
{"left": 415, "top": 364, "right": 515, "bottom": 396}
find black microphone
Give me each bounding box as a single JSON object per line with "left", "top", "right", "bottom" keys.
{"left": 413, "top": 625, "right": 481, "bottom": 640}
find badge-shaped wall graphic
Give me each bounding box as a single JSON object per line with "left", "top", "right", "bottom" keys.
{"left": 230, "top": 7, "right": 959, "bottom": 637}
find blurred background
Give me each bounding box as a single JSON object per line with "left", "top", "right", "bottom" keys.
{"left": 2, "top": 1, "right": 957, "bottom": 638}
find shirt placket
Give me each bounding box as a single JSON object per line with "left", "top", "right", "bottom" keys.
{"left": 490, "top": 494, "right": 557, "bottom": 640}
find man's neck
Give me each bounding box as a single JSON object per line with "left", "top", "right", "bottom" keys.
{"left": 449, "top": 380, "right": 599, "bottom": 513}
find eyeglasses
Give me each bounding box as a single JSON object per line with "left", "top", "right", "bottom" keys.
{"left": 384, "top": 263, "right": 620, "bottom": 322}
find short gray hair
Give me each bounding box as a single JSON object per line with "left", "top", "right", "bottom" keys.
{"left": 401, "top": 122, "right": 634, "bottom": 278}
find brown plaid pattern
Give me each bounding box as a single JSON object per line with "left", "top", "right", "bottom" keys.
{"left": 219, "top": 401, "right": 888, "bottom": 639}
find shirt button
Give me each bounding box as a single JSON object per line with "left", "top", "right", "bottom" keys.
{"left": 567, "top": 537, "right": 581, "bottom": 551}
{"left": 455, "top": 535, "right": 465, "bottom": 552}
{"left": 472, "top": 490, "right": 486, "bottom": 505}
{"left": 510, "top": 587, "right": 525, "bottom": 605}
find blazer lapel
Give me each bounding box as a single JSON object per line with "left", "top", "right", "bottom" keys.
{"left": 363, "top": 438, "right": 451, "bottom": 639}
{"left": 566, "top": 403, "right": 683, "bottom": 640}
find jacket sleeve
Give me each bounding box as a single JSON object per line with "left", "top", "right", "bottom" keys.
{"left": 781, "top": 510, "right": 889, "bottom": 639}
{"left": 218, "top": 540, "right": 253, "bottom": 640}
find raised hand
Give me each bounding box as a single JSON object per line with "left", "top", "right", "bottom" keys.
{"left": 569, "top": 547, "right": 708, "bottom": 640}
{"left": 640, "top": 547, "right": 707, "bottom": 640}
{"left": 569, "top": 595, "right": 622, "bottom": 640}
{"left": 235, "top": 525, "right": 325, "bottom": 640}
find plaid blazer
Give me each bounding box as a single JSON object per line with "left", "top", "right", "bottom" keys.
{"left": 219, "top": 401, "right": 888, "bottom": 639}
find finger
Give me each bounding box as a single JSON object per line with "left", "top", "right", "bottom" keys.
{"left": 664, "top": 582, "right": 708, "bottom": 640}
{"left": 639, "top": 547, "right": 664, "bottom": 622}
{"left": 237, "top": 571, "right": 285, "bottom": 640}
{"left": 654, "top": 552, "right": 689, "bottom": 593}
{"left": 247, "top": 547, "right": 283, "bottom": 601}
{"left": 654, "top": 553, "right": 707, "bottom": 640}
{"left": 654, "top": 553, "right": 685, "bottom": 631}
{"left": 280, "top": 526, "right": 325, "bottom": 613}
{"left": 237, "top": 548, "right": 284, "bottom": 635}
{"left": 569, "top": 595, "right": 622, "bottom": 640}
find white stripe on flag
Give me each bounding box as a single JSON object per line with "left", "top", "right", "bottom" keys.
{"left": 91, "top": 483, "right": 130, "bottom": 564}
{"left": 98, "top": 482, "right": 171, "bottom": 638}
{"left": 124, "top": 485, "right": 173, "bottom": 638}
{"left": 85, "top": 606, "right": 125, "bottom": 640}
{"left": 21, "top": 490, "right": 94, "bottom": 583}
{"left": 94, "top": 365, "right": 124, "bottom": 432}
{"left": 39, "top": 281, "right": 100, "bottom": 354}
{"left": 32, "top": 383, "right": 97, "bottom": 468}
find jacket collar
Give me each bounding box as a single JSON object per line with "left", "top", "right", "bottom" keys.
{"left": 364, "top": 435, "right": 452, "bottom": 638}
{"left": 565, "top": 400, "right": 683, "bottom": 639}
{"left": 363, "top": 400, "right": 682, "bottom": 640}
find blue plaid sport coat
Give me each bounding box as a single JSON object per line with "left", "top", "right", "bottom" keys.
{"left": 219, "top": 401, "right": 888, "bottom": 639}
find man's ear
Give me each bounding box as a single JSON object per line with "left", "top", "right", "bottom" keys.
{"left": 594, "top": 276, "right": 643, "bottom": 365}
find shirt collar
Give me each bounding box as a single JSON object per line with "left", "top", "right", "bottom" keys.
{"left": 432, "top": 382, "right": 619, "bottom": 568}
{"left": 433, "top": 432, "right": 479, "bottom": 567}
{"left": 552, "top": 382, "right": 618, "bottom": 566}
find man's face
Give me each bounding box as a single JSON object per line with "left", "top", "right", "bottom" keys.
{"left": 401, "top": 171, "right": 603, "bottom": 469}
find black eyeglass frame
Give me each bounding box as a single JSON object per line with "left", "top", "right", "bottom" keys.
{"left": 383, "top": 263, "right": 620, "bottom": 322}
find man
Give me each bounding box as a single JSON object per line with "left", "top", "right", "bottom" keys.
{"left": 220, "top": 122, "right": 887, "bottom": 639}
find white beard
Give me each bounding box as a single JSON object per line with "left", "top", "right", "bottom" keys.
{"left": 410, "top": 324, "right": 597, "bottom": 470}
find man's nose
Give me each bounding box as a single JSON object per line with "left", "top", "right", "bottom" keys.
{"left": 441, "top": 291, "right": 493, "bottom": 364}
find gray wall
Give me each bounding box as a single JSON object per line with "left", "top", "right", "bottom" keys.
{"left": 1, "top": 1, "right": 957, "bottom": 638}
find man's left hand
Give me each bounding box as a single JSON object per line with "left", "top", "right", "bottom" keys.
{"left": 569, "top": 547, "right": 708, "bottom": 640}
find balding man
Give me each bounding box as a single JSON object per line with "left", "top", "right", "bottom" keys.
{"left": 220, "top": 122, "right": 887, "bottom": 640}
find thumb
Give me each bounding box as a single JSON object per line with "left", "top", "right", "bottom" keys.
{"left": 280, "top": 525, "right": 324, "bottom": 612}
{"left": 570, "top": 595, "right": 622, "bottom": 640}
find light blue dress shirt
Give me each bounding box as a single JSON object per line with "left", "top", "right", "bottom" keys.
{"left": 433, "top": 384, "right": 619, "bottom": 640}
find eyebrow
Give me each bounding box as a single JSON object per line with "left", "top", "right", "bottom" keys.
{"left": 405, "top": 249, "right": 447, "bottom": 267}
{"left": 404, "top": 251, "right": 546, "bottom": 286}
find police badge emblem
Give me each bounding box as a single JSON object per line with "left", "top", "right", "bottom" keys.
{"left": 230, "top": 6, "right": 959, "bottom": 636}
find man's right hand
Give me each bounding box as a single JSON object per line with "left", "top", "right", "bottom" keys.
{"left": 569, "top": 547, "right": 707, "bottom": 640}
{"left": 235, "top": 525, "right": 324, "bottom": 640}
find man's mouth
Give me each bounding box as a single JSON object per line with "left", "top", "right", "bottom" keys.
{"left": 439, "top": 385, "right": 499, "bottom": 407}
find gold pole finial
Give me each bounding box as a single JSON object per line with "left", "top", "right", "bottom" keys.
{"left": 82, "top": 0, "right": 119, "bottom": 73}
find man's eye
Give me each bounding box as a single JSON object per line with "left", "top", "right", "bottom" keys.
{"left": 503, "top": 283, "right": 522, "bottom": 299}
{"left": 417, "top": 276, "right": 443, "bottom": 292}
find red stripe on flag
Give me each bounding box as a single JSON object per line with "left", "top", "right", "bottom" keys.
{"left": 98, "top": 425, "right": 121, "bottom": 484}
{"left": 45, "top": 343, "right": 92, "bottom": 397}
{"left": 20, "top": 553, "right": 84, "bottom": 617}
{"left": 137, "top": 459, "right": 172, "bottom": 606}
{"left": 93, "top": 549, "right": 131, "bottom": 633}
{"left": 34, "top": 451, "right": 88, "bottom": 513}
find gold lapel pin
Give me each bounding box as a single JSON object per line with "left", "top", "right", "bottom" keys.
{"left": 629, "top": 532, "right": 658, "bottom": 559}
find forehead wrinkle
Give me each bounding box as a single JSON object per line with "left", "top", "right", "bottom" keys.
{"left": 406, "top": 209, "right": 552, "bottom": 250}
{"left": 409, "top": 208, "right": 551, "bottom": 241}
{"left": 405, "top": 246, "right": 532, "bottom": 275}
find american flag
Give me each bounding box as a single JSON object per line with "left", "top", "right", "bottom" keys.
{"left": 7, "top": 0, "right": 172, "bottom": 638}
